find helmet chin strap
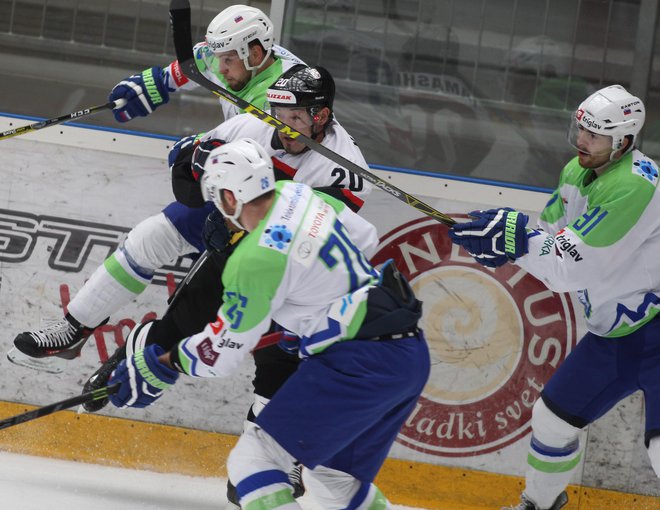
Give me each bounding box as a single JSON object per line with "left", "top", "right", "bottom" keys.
{"left": 246, "top": 48, "right": 272, "bottom": 75}
{"left": 219, "top": 200, "right": 247, "bottom": 232}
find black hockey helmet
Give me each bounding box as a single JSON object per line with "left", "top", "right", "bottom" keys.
{"left": 267, "top": 65, "right": 335, "bottom": 114}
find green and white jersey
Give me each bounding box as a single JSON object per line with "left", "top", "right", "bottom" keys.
{"left": 163, "top": 43, "right": 304, "bottom": 121}
{"left": 176, "top": 181, "right": 380, "bottom": 378}
{"left": 516, "top": 149, "right": 660, "bottom": 337}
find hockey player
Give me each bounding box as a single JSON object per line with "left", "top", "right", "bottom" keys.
{"left": 108, "top": 4, "right": 303, "bottom": 123}
{"left": 448, "top": 85, "right": 660, "bottom": 510}
{"left": 107, "top": 137, "right": 430, "bottom": 510}
{"left": 73, "top": 64, "right": 372, "bottom": 507}
{"left": 8, "top": 4, "right": 307, "bottom": 372}
{"left": 9, "top": 64, "right": 369, "bottom": 372}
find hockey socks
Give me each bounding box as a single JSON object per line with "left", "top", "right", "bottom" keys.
{"left": 68, "top": 246, "right": 154, "bottom": 328}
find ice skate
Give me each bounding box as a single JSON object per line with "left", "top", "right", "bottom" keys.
{"left": 8, "top": 314, "right": 106, "bottom": 373}
{"left": 502, "top": 491, "right": 568, "bottom": 510}
{"left": 289, "top": 463, "right": 305, "bottom": 499}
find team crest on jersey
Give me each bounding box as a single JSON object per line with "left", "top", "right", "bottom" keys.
{"left": 633, "top": 158, "right": 659, "bottom": 185}
{"left": 371, "top": 217, "right": 578, "bottom": 457}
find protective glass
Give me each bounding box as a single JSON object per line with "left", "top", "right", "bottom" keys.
{"left": 567, "top": 120, "right": 613, "bottom": 157}
{"left": 270, "top": 106, "right": 314, "bottom": 129}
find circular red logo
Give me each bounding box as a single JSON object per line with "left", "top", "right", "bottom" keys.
{"left": 371, "top": 217, "right": 577, "bottom": 457}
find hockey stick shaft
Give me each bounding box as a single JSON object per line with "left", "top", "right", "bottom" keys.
{"left": 168, "top": 0, "right": 455, "bottom": 227}
{"left": 0, "top": 331, "right": 280, "bottom": 432}
{"left": 166, "top": 249, "right": 210, "bottom": 308}
{"left": 0, "top": 99, "right": 127, "bottom": 141}
{"left": 0, "top": 384, "right": 120, "bottom": 431}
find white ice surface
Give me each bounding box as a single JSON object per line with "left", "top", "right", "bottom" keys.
{"left": 0, "top": 451, "right": 426, "bottom": 510}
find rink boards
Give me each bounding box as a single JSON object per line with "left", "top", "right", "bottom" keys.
{"left": 0, "top": 115, "right": 657, "bottom": 509}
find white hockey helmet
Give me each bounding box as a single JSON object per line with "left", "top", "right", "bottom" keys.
{"left": 205, "top": 5, "right": 274, "bottom": 71}
{"left": 200, "top": 138, "right": 275, "bottom": 231}
{"left": 568, "top": 84, "right": 645, "bottom": 156}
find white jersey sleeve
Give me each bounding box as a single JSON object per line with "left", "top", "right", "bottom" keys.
{"left": 201, "top": 116, "right": 373, "bottom": 207}
{"left": 516, "top": 150, "right": 660, "bottom": 337}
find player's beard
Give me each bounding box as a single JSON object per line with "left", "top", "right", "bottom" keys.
{"left": 577, "top": 149, "right": 611, "bottom": 169}
{"left": 227, "top": 75, "right": 249, "bottom": 91}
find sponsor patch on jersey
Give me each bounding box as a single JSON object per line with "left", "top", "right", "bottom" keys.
{"left": 210, "top": 316, "right": 225, "bottom": 335}
{"left": 633, "top": 158, "right": 659, "bottom": 185}
{"left": 291, "top": 196, "right": 333, "bottom": 266}
{"left": 215, "top": 337, "right": 244, "bottom": 350}
{"left": 196, "top": 337, "right": 219, "bottom": 366}
{"left": 262, "top": 224, "right": 293, "bottom": 251}
{"left": 259, "top": 183, "right": 308, "bottom": 254}
{"left": 539, "top": 235, "right": 556, "bottom": 256}
{"left": 554, "top": 229, "right": 583, "bottom": 262}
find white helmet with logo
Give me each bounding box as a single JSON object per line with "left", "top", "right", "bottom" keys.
{"left": 205, "top": 5, "right": 274, "bottom": 71}
{"left": 201, "top": 138, "right": 275, "bottom": 230}
{"left": 569, "top": 84, "right": 645, "bottom": 155}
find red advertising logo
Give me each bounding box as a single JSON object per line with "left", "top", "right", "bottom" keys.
{"left": 371, "top": 217, "right": 577, "bottom": 457}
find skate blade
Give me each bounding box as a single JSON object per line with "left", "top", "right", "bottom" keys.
{"left": 6, "top": 347, "right": 68, "bottom": 374}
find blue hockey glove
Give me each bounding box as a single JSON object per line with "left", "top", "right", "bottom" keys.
{"left": 109, "top": 344, "right": 179, "bottom": 409}
{"left": 109, "top": 67, "right": 170, "bottom": 122}
{"left": 202, "top": 209, "right": 232, "bottom": 251}
{"left": 449, "top": 208, "right": 530, "bottom": 267}
{"left": 192, "top": 138, "right": 225, "bottom": 179}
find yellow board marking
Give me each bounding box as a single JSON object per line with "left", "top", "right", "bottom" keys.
{"left": 0, "top": 401, "right": 657, "bottom": 509}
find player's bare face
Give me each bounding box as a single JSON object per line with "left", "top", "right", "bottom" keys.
{"left": 569, "top": 124, "right": 613, "bottom": 169}
{"left": 216, "top": 51, "right": 251, "bottom": 91}
{"left": 273, "top": 107, "right": 315, "bottom": 154}
{"left": 576, "top": 128, "right": 612, "bottom": 168}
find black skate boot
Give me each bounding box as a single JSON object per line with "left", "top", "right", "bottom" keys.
{"left": 81, "top": 343, "right": 127, "bottom": 412}
{"left": 289, "top": 463, "right": 305, "bottom": 499}
{"left": 502, "top": 491, "right": 568, "bottom": 510}
{"left": 8, "top": 314, "right": 107, "bottom": 373}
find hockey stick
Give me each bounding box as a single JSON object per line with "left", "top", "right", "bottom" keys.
{"left": 0, "top": 384, "right": 120, "bottom": 431}
{"left": 166, "top": 249, "right": 210, "bottom": 308}
{"left": 0, "top": 99, "right": 127, "bottom": 141}
{"left": 0, "top": 331, "right": 282, "bottom": 431}
{"left": 168, "top": 0, "right": 456, "bottom": 227}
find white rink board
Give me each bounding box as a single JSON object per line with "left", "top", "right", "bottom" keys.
{"left": 0, "top": 117, "right": 657, "bottom": 497}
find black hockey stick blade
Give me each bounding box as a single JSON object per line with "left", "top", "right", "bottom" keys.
{"left": 168, "top": 0, "right": 456, "bottom": 227}
{"left": 0, "top": 99, "right": 127, "bottom": 141}
{"left": 0, "top": 384, "right": 120, "bottom": 431}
